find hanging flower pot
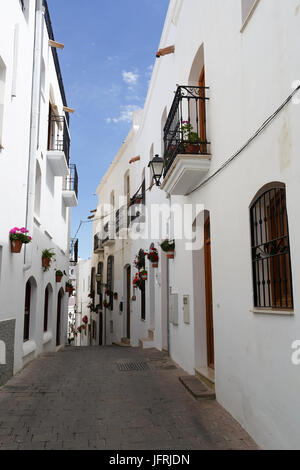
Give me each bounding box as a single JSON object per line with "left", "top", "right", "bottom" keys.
{"left": 66, "top": 282, "right": 74, "bottom": 294}
{"left": 42, "top": 257, "right": 50, "bottom": 268}
{"left": 140, "top": 270, "right": 148, "bottom": 281}
{"left": 41, "top": 249, "right": 56, "bottom": 271}
{"left": 160, "top": 239, "right": 175, "bottom": 259}
{"left": 152, "top": 263, "right": 158, "bottom": 268}
{"left": 11, "top": 239, "right": 23, "bottom": 253}
{"left": 55, "top": 270, "right": 63, "bottom": 283}
{"left": 114, "top": 292, "right": 118, "bottom": 300}
{"left": 147, "top": 245, "right": 159, "bottom": 267}
{"left": 9, "top": 227, "right": 32, "bottom": 253}
{"left": 132, "top": 295, "right": 136, "bottom": 301}
{"left": 103, "top": 300, "right": 109, "bottom": 308}
{"left": 166, "top": 252, "right": 175, "bottom": 259}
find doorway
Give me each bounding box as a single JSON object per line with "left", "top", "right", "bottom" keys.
{"left": 56, "top": 290, "right": 63, "bottom": 346}
{"left": 204, "top": 216, "right": 214, "bottom": 369}
{"left": 126, "top": 266, "right": 131, "bottom": 339}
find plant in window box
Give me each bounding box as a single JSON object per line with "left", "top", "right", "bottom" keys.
{"left": 9, "top": 227, "right": 32, "bottom": 253}
{"left": 147, "top": 246, "right": 159, "bottom": 268}
{"left": 181, "top": 121, "right": 201, "bottom": 154}
{"left": 160, "top": 239, "right": 175, "bottom": 259}
{"left": 42, "top": 248, "right": 56, "bottom": 271}
{"left": 55, "top": 270, "right": 64, "bottom": 283}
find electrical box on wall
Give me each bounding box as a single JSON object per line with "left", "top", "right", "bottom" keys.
{"left": 183, "top": 295, "right": 190, "bottom": 324}
{"left": 170, "top": 293, "right": 179, "bottom": 326}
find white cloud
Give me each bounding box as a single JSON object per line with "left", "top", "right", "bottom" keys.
{"left": 122, "top": 70, "right": 139, "bottom": 86}
{"left": 106, "top": 105, "right": 140, "bottom": 124}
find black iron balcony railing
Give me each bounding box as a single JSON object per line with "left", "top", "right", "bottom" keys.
{"left": 43, "top": 0, "right": 69, "bottom": 125}
{"left": 63, "top": 164, "right": 78, "bottom": 198}
{"left": 70, "top": 238, "right": 78, "bottom": 264}
{"left": 101, "top": 222, "right": 115, "bottom": 244}
{"left": 94, "top": 233, "right": 103, "bottom": 252}
{"left": 163, "top": 85, "right": 210, "bottom": 177}
{"left": 48, "top": 115, "right": 70, "bottom": 165}
{"left": 116, "top": 205, "right": 128, "bottom": 233}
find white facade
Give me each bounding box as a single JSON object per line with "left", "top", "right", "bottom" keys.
{"left": 75, "top": 258, "right": 92, "bottom": 347}
{"left": 0, "top": 0, "right": 78, "bottom": 381}
{"left": 92, "top": 0, "right": 300, "bottom": 449}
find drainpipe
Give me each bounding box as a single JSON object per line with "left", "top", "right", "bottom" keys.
{"left": 24, "top": 0, "right": 44, "bottom": 271}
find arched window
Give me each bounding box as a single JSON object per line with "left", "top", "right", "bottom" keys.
{"left": 250, "top": 184, "right": 293, "bottom": 310}
{"left": 107, "top": 256, "right": 114, "bottom": 310}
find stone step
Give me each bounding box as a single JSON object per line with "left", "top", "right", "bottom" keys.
{"left": 179, "top": 375, "right": 216, "bottom": 401}
{"left": 195, "top": 367, "right": 215, "bottom": 392}
{"left": 139, "top": 338, "right": 155, "bottom": 349}
{"left": 121, "top": 337, "right": 131, "bottom": 345}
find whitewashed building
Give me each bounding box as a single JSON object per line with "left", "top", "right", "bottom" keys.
{"left": 92, "top": 0, "right": 300, "bottom": 449}
{"left": 0, "top": 0, "right": 78, "bottom": 384}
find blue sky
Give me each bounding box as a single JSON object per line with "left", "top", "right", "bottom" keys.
{"left": 48, "top": 0, "right": 170, "bottom": 259}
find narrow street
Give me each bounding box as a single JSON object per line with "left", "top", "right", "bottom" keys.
{"left": 0, "top": 346, "right": 257, "bottom": 450}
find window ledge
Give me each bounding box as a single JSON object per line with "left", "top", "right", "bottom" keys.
{"left": 251, "top": 308, "right": 294, "bottom": 316}
{"left": 240, "top": 0, "right": 260, "bottom": 33}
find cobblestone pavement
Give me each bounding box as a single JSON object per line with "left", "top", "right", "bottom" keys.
{"left": 0, "top": 346, "right": 258, "bottom": 450}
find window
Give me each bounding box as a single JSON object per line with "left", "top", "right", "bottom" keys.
{"left": 34, "top": 161, "right": 42, "bottom": 216}
{"left": 0, "top": 56, "right": 6, "bottom": 149}
{"left": 241, "top": 0, "right": 258, "bottom": 27}
{"left": 107, "top": 256, "right": 114, "bottom": 310}
{"left": 250, "top": 184, "right": 293, "bottom": 310}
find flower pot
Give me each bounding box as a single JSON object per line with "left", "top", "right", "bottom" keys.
{"left": 132, "top": 295, "right": 136, "bottom": 301}
{"left": 166, "top": 251, "right": 175, "bottom": 259}
{"left": 152, "top": 263, "right": 158, "bottom": 268}
{"left": 141, "top": 273, "right": 148, "bottom": 281}
{"left": 11, "top": 239, "right": 23, "bottom": 253}
{"left": 114, "top": 293, "right": 118, "bottom": 300}
{"left": 42, "top": 257, "right": 50, "bottom": 269}
{"left": 185, "top": 143, "right": 200, "bottom": 154}
{"left": 56, "top": 275, "right": 63, "bottom": 283}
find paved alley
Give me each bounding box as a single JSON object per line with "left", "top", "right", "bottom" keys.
{"left": 0, "top": 346, "right": 257, "bottom": 450}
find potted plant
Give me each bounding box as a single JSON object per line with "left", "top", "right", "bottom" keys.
{"left": 42, "top": 249, "right": 56, "bottom": 271}
{"left": 181, "top": 121, "right": 201, "bottom": 153}
{"left": 160, "top": 239, "right": 175, "bottom": 259}
{"left": 82, "top": 315, "right": 88, "bottom": 325}
{"left": 55, "top": 270, "right": 63, "bottom": 283}
{"left": 114, "top": 292, "right": 118, "bottom": 300}
{"left": 103, "top": 299, "right": 109, "bottom": 308}
{"left": 9, "top": 227, "right": 32, "bottom": 253}
{"left": 140, "top": 269, "right": 148, "bottom": 281}
{"left": 132, "top": 295, "right": 136, "bottom": 302}
{"left": 66, "top": 281, "right": 74, "bottom": 295}
{"left": 147, "top": 246, "right": 159, "bottom": 268}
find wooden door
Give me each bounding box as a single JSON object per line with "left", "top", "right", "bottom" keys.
{"left": 126, "top": 266, "right": 131, "bottom": 339}
{"left": 204, "top": 217, "right": 214, "bottom": 369}
{"left": 198, "top": 66, "right": 207, "bottom": 154}
{"left": 56, "top": 292, "right": 62, "bottom": 346}
{"left": 24, "top": 282, "right": 31, "bottom": 342}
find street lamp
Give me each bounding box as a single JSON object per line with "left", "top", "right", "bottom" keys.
{"left": 148, "top": 154, "right": 164, "bottom": 187}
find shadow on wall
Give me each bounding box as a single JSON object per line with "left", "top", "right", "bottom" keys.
{"left": 0, "top": 320, "right": 15, "bottom": 386}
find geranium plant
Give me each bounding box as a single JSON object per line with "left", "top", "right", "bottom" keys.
{"left": 147, "top": 246, "right": 159, "bottom": 267}
{"left": 82, "top": 315, "right": 88, "bottom": 325}
{"left": 9, "top": 227, "right": 32, "bottom": 253}
{"left": 160, "top": 239, "right": 175, "bottom": 252}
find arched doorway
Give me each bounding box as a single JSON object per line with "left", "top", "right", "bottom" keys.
{"left": 56, "top": 289, "right": 64, "bottom": 346}
{"left": 204, "top": 215, "right": 214, "bottom": 369}
{"left": 24, "top": 277, "right": 37, "bottom": 343}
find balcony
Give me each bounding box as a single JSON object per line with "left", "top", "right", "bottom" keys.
{"left": 116, "top": 205, "right": 129, "bottom": 236}
{"left": 70, "top": 238, "right": 78, "bottom": 264}
{"left": 160, "top": 86, "right": 211, "bottom": 196}
{"left": 101, "top": 222, "right": 115, "bottom": 246}
{"left": 62, "top": 164, "right": 78, "bottom": 207}
{"left": 47, "top": 115, "right": 70, "bottom": 177}
{"left": 94, "top": 233, "right": 104, "bottom": 254}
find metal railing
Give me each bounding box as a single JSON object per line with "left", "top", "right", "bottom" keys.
{"left": 116, "top": 205, "right": 128, "bottom": 233}
{"left": 70, "top": 238, "right": 78, "bottom": 264}
{"left": 163, "top": 85, "right": 210, "bottom": 177}
{"left": 48, "top": 115, "right": 70, "bottom": 165}
{"left": 43, "top": 0, "right": 69, "bottom": 125}
{"left": 63, "top": 164, "right": 78, "bottom": 198}
{"left": 101, "top": 222, "right": 115, "bottom": 244}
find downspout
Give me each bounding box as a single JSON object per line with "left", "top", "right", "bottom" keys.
{"left": 24, "top": 0, "right": 44, "bottom": 271}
